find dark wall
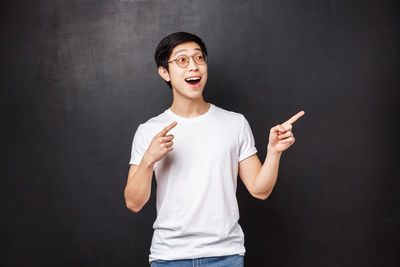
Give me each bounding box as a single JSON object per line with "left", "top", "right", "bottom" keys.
{"left": 1, "top": 0, "right": 399, "bottom": 266}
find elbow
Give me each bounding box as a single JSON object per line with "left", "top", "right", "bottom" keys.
{"left": 124, "top": 186, "right": 150, "bottom": 213}
{"left": 126, "top": 201, "right": 142, "bottom": 213}
{"left": 124, "top": 187, "right": 143, "bottom": 213}
{"left": 253, "top": 194, "right": 269, "bottom": 200}
{"left": 252, "top": 190, "right": 272, "bottom": 200}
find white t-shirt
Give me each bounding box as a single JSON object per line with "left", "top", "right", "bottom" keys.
{"left": 129, "top": 103, "right": 258, "bottom": 263}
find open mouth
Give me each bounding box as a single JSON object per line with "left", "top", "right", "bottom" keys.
{"left": 185, "top": 77, "right": 201, "bottom": 87}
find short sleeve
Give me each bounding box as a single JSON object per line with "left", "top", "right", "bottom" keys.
{"left": 238, "top": 115, "right": 258, "bottom": 162}
{"left": 129, "top": 124, "right": 148, "bottom": 166}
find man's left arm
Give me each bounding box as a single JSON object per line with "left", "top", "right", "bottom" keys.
{"left": 239, "top": 111, "right": 305, "bottom": 200}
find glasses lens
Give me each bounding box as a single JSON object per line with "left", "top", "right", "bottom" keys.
{"left": 176, "top": 55, "right": 189, "bottom": 68}
{"left": 194, "top": 53, "right": 206, "bottom": 65}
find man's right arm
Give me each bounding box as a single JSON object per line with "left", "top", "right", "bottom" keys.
{"left": 124, "top": 121, "right": 177, "bottom": 213}
{"left": 124, "top": 154, "right": 155, "bottom": 213}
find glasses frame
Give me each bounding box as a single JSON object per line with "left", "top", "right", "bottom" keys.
{"left": 167, "top": 53, "right": 207, "bottom": 69}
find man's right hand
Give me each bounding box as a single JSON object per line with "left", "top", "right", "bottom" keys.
{"left": 125, "top": 122, "right": 177, "bottom": 212}
{"left": 143, "top": 121, "right": 177, "bottom": 165}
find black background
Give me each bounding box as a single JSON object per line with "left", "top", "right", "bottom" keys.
{"left": 1, "top": 0, "right": 399, "bottom": 266}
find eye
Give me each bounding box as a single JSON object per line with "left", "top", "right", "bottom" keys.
{"left": 195, "top": 54, "right": 205, "bottom": 63}
{"left": 177, "top": 56, "right": 187, "bottom": 62}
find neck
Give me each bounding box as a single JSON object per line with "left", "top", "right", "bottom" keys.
{"left": 169, "top": 93, "right": 210, "bottom": 118}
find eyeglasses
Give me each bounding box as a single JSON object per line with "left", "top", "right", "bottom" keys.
{"left": 168, "top": 53, "right": 207, "bottom": 68}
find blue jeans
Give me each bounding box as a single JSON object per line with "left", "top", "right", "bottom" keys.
{"left": 150, "top": 254, "right": 244, "bottom": 267}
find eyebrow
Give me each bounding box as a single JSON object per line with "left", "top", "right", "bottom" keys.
{"left": 174, "top": 48, "right": 202, "bottom": 56}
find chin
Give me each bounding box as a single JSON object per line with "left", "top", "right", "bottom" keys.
{"left": 174, "top": 86, "right": 204, "bottom": 99}
{"left": 187, "top": 90, "right": 204, "bottom": 99}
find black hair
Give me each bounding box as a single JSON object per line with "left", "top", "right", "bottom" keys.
{"left": 154, "top": 32, "right": 208, "bottom": 89}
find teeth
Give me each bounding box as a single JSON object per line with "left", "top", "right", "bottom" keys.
{"left": 185, "top": 77, "right": 200, "bottom": 81}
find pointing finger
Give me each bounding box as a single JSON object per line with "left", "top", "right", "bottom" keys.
{"left": 159, "top": 121, "right": 177, "bottom": 137}
{"left": 284, "top": 111, "right": 305, "bottom": 126}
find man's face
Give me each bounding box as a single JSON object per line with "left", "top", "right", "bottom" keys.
{"left": 158, "top": 41, "right": 208, "bottom": 99}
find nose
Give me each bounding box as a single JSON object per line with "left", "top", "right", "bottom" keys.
{"left": 187, "top": 56, "right": 198, "bottom": 71}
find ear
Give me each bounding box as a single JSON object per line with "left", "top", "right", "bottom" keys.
{"left": 158, "top": 66, "right": 171, "bottom": 82}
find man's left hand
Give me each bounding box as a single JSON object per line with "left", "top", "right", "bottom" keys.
{"left": 267, "top": 111, "right": 305, "bottom": 154}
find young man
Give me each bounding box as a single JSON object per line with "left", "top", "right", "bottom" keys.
{"left": 124, "top": 32, "right": 304, "bottom": 266}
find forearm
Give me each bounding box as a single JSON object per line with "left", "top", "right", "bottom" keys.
{"left": 124, "top": 155, "right": 154, "bottom": 212}
{"left": 252, "top": 148, "right": 282, "bottom": 199}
